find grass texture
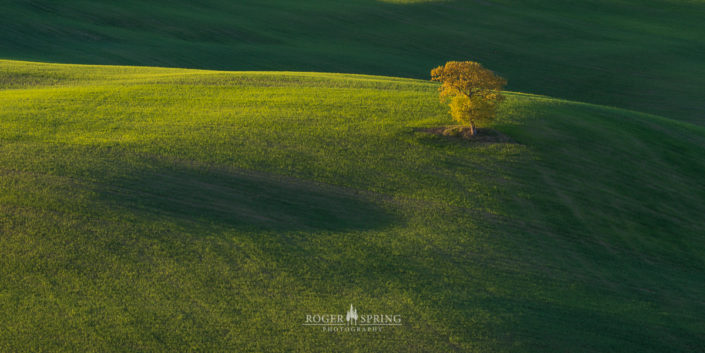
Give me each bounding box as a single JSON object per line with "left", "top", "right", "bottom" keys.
{"left": 1, "top": 60, "right": 704, "bottom": 352}
{"left": 1, "top": 0, "right": 704, "bottom": 124}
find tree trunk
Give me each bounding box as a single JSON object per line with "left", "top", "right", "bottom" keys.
{"left": 469, "top": 120, "right": 477, "bottom": 136}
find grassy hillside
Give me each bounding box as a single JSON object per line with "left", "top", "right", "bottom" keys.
{"left": 1, "top": 60, "right": 704, "bottom": 352}
{"left": 1, "top": 0, "right": 705, "bottom": 124}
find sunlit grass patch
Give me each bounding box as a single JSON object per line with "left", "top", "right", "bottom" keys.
{"left": 1, "top": 60, "right": 704, "bottom": 352}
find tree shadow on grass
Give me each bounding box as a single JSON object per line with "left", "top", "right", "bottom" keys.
{"left": 98, "top": 161, "right": 396, "bottom": 233}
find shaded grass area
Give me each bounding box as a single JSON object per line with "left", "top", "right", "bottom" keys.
{"left": 1, "top": 0, "right": 705, "bottom": 124}
{"left": 1, "top": 60, "right": 704, "bottom": 352}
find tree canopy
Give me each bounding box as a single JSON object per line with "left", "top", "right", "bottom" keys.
{"left": 431, "top": 61, "right": 507, "bottom": 135}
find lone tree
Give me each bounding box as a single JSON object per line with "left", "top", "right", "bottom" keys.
{"left": 431, "top": 61, "right": 507, "bottom": 136}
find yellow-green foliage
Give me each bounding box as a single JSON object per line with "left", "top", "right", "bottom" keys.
{"left": 431, "top": 61, "right": 506, "bottom": 130}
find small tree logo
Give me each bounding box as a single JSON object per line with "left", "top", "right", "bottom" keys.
{"left": 346, "top": 304, "right": 358, "bottom": 325}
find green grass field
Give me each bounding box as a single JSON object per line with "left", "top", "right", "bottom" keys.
{"left": 1, "top": 0, "right": 705, "bottom": 124}
{"left": 1, "top": 59, "right": 704, "bottom": 352}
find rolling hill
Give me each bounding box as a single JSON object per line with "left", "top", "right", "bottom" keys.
{"left": 1, "top": 0, "right": 705, "bottom": 124}
{"left": 1, "top": 59, "right": 704, "bottom": 352}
